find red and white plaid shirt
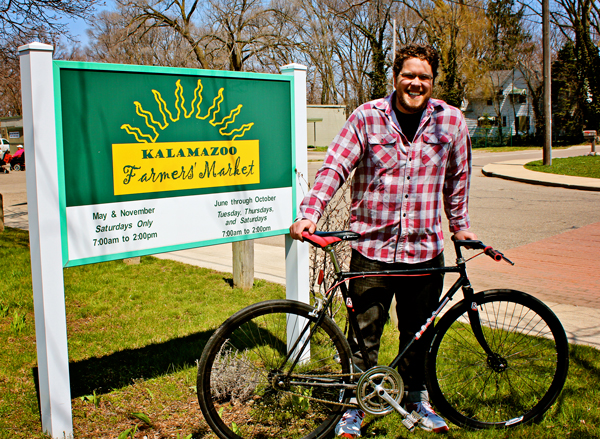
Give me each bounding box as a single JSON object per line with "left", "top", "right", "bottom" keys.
{"left": 299, "top": 93, "right": 472, "bottom": 263}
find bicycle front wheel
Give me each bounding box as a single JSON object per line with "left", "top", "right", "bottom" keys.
{"left": 197, "top": 299, "right": 353, "bottom": 439}
{"left": 426, "top": 289, "right": 569, "bottom": 429}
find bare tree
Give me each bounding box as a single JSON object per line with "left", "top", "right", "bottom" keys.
{"left": 115, "top": 0, "right": 298, "bottom": 72}
{"left": 203, "top": 0, "right": 297, "bottom": 71}
{"left": 520, "top": 0, "right": 600, "bottom": 131}
{"left": 0, "top": 0, "right": 99, "bottom": 41}
{"left": 324, "top": 0, "right": 397, "bottom": 100}
{"left": 396, "top": 0, "right": 490, "bottom": 107}
{"left": 87, "top": 7, "right": 199, "bottom": 67}
{"left": 551, "top": 0, "right": 600, "bottom": 130}
{"left": 291, "top": 0, "right": 371, "bottom": 108}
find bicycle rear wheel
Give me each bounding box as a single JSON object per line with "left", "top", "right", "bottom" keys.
{"left": 197, "top": 299, "right": 353, "bottom": 439}
{"left": 426, "top": 289, "right": 569, "bottom": 429}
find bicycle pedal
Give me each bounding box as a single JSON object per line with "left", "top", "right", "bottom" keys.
{"left": 401, "top": 418, "right": 416, "bottom": 431}
{"left": 408, "top": 410, "right": 422, "bottom": 423}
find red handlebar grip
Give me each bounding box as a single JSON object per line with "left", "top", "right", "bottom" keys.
{"left": 484, "top": 246, "right": 503, "bottom": 262}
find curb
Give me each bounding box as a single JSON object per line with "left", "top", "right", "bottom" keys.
{"left": 482, "top": 160, "right": 600, "bottom": 192}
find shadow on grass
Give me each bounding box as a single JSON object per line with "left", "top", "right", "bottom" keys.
{"left": 32, "top": 329, "right": 216, "bottom": 398}
{"left": 569, "top": 344, "right": 600, "bottom": 380}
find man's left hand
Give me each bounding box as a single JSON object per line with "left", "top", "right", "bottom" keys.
{"left": 453, "top": 230, "right": 478, "bottom": 241}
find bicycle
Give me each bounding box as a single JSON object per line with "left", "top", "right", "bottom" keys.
{"left": 197, "top": 231, "right": 569, "bottom": 438}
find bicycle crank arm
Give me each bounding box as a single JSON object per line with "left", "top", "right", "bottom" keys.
{"left": 374, "top": 384, "right": 422, "bottom": 431}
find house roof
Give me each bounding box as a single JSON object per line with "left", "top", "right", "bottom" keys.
{"left": 467, "top": 69, "right": 530, "bottom": 99}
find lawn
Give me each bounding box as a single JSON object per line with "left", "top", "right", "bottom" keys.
{"left": 525, "top": 155, "right": 600, "bottom": 179}
{"left": 1, "top": 227, "right": 599, "bottom": 438}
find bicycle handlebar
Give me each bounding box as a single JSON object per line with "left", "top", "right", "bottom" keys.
{"left": 302, "top": 231, "right": 515, "bottom": 266}
{"left": 452, "top": 238, "right": 515, "bottom": 265}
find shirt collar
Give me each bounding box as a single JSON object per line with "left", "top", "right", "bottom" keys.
{"left": 374, "top": 92, "right": 442, "bottom": 120}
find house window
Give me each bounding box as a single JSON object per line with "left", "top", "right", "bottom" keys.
{"left": 518, "top": 116, "right": 530, "bottom": 133}
{"left": 478, "top": 117, "right": 497, "bottom": 127}
{"left": 487, "top": 99, "right": 493, "bottom": 106}
{"left": 509, "top": 92, "right": 527, "bottom": 105}
{"left": 503, "top": 116, "right": 507, "bottom": 127}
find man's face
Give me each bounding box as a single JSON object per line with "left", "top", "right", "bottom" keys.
{"left": 393, "top": 57, "right": 433, "bottom": 114}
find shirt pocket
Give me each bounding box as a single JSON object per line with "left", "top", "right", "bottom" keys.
{"left": 367, "top": 133, "right": 399, "bottom": 169}
{"left": 420, "top": 132, "right": 451, "bottom": 167}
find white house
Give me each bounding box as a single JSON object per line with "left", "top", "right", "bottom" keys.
{"left": 462, "top": 69, "right": 536, "bottom": 143}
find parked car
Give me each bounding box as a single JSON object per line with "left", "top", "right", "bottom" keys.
{"left": 1, "top": 139, "right": 10, "bottom": 172}
{"left": 0, "top": 138, "right": 9, "bottom": 156}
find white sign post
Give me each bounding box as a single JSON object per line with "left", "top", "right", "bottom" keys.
{"left": 19, "top": 42, "right": 73, "bottom": 438}
{"left": 282, "top": 64, "right": 309, "bottom": 305}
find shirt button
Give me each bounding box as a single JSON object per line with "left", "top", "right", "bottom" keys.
{"left": 407, "top": 176, "right": 410, "bottom": 180}
{"left": 403, "top": 213, "right": 406, "bottom": 217}
{"left": 405, "top": 194, "right": 408, "bottom": 198}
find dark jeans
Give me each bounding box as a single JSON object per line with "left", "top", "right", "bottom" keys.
{"left": 347, "top": 250, "right": 444, "bottom": 402}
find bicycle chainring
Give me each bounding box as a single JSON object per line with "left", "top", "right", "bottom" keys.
{"left": 356, "top": 366, "right": 404, "bottom": 416}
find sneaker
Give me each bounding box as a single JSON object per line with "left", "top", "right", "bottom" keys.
{"left": 405, "top": 401, "right": 449, "bottom": 433}
{"left": 335, "top": 408, "right": 365, "bottom": 438}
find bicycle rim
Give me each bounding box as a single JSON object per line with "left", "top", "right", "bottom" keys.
{"left": 197, "top": 300, "right": 353, "bottom": 439}
{"left": 427, "top": 290, "right": 569, "bottom": 429}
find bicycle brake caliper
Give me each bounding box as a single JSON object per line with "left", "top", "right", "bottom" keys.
{"left": 309, "top": 298, "right": 323, "bottom": 318}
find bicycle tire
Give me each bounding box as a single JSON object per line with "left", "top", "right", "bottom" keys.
{"left": 197, "top": 299, "right": 353, "bottom": 439}
{"left": 426, "top": 289, "right": 569, "bottom": 429}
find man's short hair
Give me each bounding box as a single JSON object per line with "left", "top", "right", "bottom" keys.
{"left": 393, "top": 44, "right": 439, "bottom": 79}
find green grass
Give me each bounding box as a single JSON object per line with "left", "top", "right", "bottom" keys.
{"left": 525, "top": 155, "right": 600, "bottom": 179}
{"left": 472, "top": 145, "right": 573, "bottom": 152}
{"left": 311, "top": 145, "right": 572, "bottom": 154}
{"left": 1, "top": 226, "right": 599, "bottom": 438}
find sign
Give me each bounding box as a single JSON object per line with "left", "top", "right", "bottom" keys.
{"left": 54, "top": 62, "right": 296, "bottom": 267}
{"left": 20, "top": 43, "right": 308, "bottom": 439}
{"left": 9, "top": 131, "right": 20, "bottom": 138}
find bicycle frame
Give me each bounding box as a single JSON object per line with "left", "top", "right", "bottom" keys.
{"left": 314, "top": 240, "right": 498, "bottom": 373}
{"left": 280, "top": 238, "right": 505, "bottom": 390}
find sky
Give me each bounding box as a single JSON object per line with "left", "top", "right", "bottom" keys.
{"left": 63, "top": 0, "right": 114, "bottom": 47}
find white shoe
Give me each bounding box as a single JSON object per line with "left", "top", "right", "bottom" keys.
{"left": 335, "top": 408, "right": 365, "bottom": 438}
{"left": 405, "top": 401, "right": 449, "bottom": 433}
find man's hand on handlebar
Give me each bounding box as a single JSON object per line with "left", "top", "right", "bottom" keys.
{"left": 453, "top": 230, "right": 478, "bottom": 241}
{"left": 289, "top": 219, "right": 317, "bottom": 241}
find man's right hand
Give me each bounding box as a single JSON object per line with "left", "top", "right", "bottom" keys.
{"left": 289, "top": 219, "right": 317, "bottom": 241}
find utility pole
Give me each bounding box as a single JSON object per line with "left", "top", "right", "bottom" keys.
{"left": 543, "top": 0, "right": 552, "bottom": 165}
{"left": 393, "top": 19, "right": 396, "bottom": 59}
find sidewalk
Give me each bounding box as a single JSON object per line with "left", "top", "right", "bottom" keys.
{"left": 153, "top": 222, "right": 600, "bottom": 349}
{"left": 155, "top": 153, "right": 600, "bottom": 349}
{"left": 482, "top": 145, "right": 600, "bottom": 191}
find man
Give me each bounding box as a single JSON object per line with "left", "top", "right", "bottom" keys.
{"left": 289, "top": 44, "right": 476, "bottom": 437}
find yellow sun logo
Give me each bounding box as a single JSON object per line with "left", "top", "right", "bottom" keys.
{"left": 120, "top": 79, "right": 254, "bottom": 143}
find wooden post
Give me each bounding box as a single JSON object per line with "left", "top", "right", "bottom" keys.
{"left": 233, "top": 240, "right": 254, "bottom": 290}
{"left": 0, "top": 194, "right": 4, "bottom": 232}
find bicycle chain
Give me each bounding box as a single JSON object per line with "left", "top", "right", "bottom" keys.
{"left": 273, "top": 372, "right": 363, "bottom": 408}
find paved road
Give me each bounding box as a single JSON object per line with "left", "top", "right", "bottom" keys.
{"left": 259, "top": 146, "right": 600, "bottom": 252}
{"left": 465, "top": 147, "right": 600, "bottom": 251}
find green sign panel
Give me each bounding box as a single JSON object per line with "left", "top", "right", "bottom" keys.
{"left": 53, "top": 61, "right": 296, "bottom": 266}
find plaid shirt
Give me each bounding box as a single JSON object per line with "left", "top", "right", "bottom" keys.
{"left": 299, "top": 93, "right": 472, "bottom": 263}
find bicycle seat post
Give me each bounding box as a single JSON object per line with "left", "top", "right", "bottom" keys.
{"left": 324, "top": 246, "right": 343, "bottom": 277}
